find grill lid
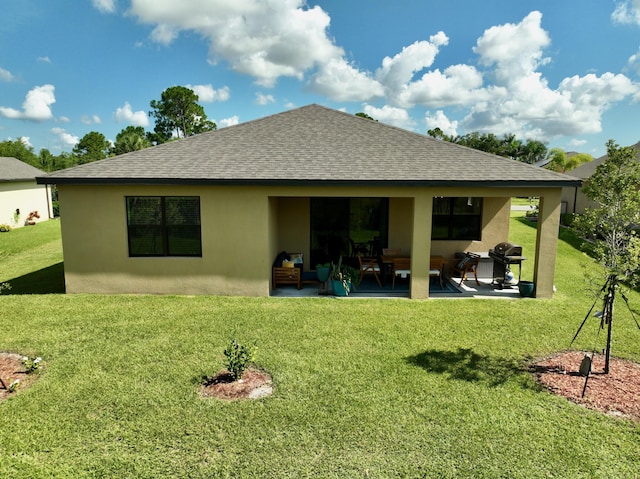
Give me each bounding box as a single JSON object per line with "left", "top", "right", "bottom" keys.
{"left": 491, "top": 242, "right": 522, "bottom": 256}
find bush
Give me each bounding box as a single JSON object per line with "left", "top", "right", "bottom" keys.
{"left": 0, "top": 224, "right": 12, "bottom": 232}
{"left": 223, "top": 338, "right": 257, "bottom": 381}
{"left": 560, "top": 212, "right": 575, "bottom": 227}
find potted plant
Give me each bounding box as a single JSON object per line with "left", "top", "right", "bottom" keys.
{"left": 329, "top": 256, "right": 359, "bottom": 296}
{"left": 518, "top": 280, "right": 535, "bottom": 297}
{"left": 315, "top": 262, "right": 331, "bottom": 282}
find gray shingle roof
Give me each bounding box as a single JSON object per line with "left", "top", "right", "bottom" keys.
{"left": 1, "top": 157, "right": 46, "bottom": 182}
{"left": 38, "top": 104, "right": 580, "bottom": 187}
{"left": 568, "top": 141, "right": 640, "bottom": 180}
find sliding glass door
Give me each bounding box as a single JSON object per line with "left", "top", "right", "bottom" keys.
{"left": 310, "top": 197, "right": 388, "bottom": 266}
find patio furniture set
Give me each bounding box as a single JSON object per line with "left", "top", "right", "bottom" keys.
{"left": 272, "top": 249, "right": 487, "bottom": 291}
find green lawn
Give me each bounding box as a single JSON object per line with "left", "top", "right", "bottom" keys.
{"left": 0, "top": 219, "right": 639, "bottom": 478}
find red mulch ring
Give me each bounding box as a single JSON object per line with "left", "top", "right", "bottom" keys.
{"left": 531, "top": 351, "right": 640, "bottom": 421}
{"left": 200, "top": 368, "right": 273, "bottom": 400}
{"left": 0, "top": 352, "right": 39, "bottom": 399}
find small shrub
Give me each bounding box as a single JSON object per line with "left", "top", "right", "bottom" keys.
{"left": 0, "top": 282, "right": 10, "bottom": 294}
{"left": 22, "top": 356, "right": 42, "bottom": 374}
{"left": 0, "top": 224, "right": 12, "bottom": 232}
{"left": 223, "top": 338, "right": 257, "bottom": 381}
{"left": 8, "top": 379, "right": 20, "bottom": 393}
{"left": 560, "top": 212, "right": 575, "bottom": 227}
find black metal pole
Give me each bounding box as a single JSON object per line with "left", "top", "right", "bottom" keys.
{"left": 604, "top": 275, "right": 616, "bottom": 374}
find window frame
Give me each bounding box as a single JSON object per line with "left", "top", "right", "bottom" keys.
{"left": 126, "top": 196, "right": 202, "bottom": 257}
{"left": 431, "top": 197, "right": 482, "bottom": 241}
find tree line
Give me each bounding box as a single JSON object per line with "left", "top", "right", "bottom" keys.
{"left": 0, "top": 86, "right": 216, "bottom": 172}
{"left": 426, "top": 127, "right": 593, "bottom": 171}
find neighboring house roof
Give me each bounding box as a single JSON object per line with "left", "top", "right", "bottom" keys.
{"left": 1, "top": 157, "right": 46, "bottom": 183}
{"left": 38, "top": 104, "right": 580, "bottom": 188}
{"left": 568, "top": 141, "right": 640, "bottom": 180}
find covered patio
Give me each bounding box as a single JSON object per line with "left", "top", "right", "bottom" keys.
{"left": 271, "top": 274, "right": 525, "bottom": 299}
{"left": 270, "top": 186, "right": 563, "bottom": 299}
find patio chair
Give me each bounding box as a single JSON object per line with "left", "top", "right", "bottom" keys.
{"left": 381, "top": 248, "right": 401, "bottom": 282}
{"left": 429, "top": 255, "right": 445, "bottom": 289}
{"left": 350, "top": 239, "right": 369, "bottom": 257}
{"left": 450, "top": 252, "right": 480, "bottom": 286}
{"left": 392, "top": 257, "right": 411, "bottom": 289}
{"left": 357, "top": 255, "right": 382, "bottom": 287}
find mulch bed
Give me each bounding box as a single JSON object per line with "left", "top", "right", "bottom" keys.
{"left": 530, "top": 350, "right": 640, "bottom": 421}
{"left": 199, "top": 368, "right": 273, "bottom": 401}
{"left": 0, "top": 353, "right": 39, "bottom": 399}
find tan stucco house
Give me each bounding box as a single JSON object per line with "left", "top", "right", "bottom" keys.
{"left": 562, "top": 141, "right": 640, "bottom": 214}
{"left": 38, "top": 104, "right": 580, "bottom": 298}
{"left": 1, "top": 156, "right": 53, "bottom": 228}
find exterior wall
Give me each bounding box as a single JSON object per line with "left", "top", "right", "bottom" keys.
{"left": 431, "top": 197, "right": 510, "bottom": 260}
{"left": 274, "top": 197, "right": 311, "bottom": 270}
{"left": 388, "top": 197, "right": 413, "bottom": 254}
{"left": 561, "top": 186, "right": 593, "bottom": 215}
{"left": 59, "top": 184, "right": 271, "bottom": 296}
{"left": 58, "top": 183, "right": 561, "bottom": 298}
{"left": 0, "top": 181, "right": 52, "bottom": 227}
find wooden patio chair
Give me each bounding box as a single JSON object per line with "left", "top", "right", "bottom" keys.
{"left": 392, "top": 257, "right": 411, "bottom": 289}
{"left": 450, "top": 252, "right": 480, "bottom": 286}
{"left": 357, "top": 255, "right": 382, "bottom": 287}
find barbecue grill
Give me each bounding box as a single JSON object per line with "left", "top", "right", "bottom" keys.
{"left": 488, "top": 242, "right": 525, "bottom": 289}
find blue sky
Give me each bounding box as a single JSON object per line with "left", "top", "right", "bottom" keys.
{"left": 1, "top": 0, "right": 639, "bottom": 158}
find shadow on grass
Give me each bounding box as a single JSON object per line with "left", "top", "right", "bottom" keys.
{"left": 1, "top": 262, "right": 65, "bottom": 294}
{"left": 406, "top": 348, "right": 530, "bottom": 388}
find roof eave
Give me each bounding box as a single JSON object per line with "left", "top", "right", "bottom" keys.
{"left": 36, "top": 176, "right": 583, "bottom": 188}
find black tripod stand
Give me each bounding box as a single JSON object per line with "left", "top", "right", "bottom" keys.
{"left": 570, "top": 274, "right": 640, "bottom": 395}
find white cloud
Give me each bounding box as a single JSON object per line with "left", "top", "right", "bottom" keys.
{"left": 219, "top": 116, "right": 239, "bottom": 128}
{"left": 377, "top": 33, "right": 449, "bottom": 90}
{"left": 612, "top": 0, "right": 640, "bottom": 25}
{"left": 150, "top": 24, "right": 179, "bottom": 45}
{"left": 628, "top": 48, "right": 640, "bottom": 76}
{"left": 19, "top": 136, "right": 32, "bottom": 148}
{"left": 473, "top": 11, "right": 551, "bottom": 82}
{"left": 569, "top": 139, "right": 588, "bottom": 147}
{"left": 186, "top": 84, "right": 230, "bottom": 102}
{"left": 393, "top": 11, "right": 640, "bottom": 141}
{"left": 37, "top": 56, "right": 52, "bottom": 64}
{"left": 0, "top": 84, "right": 55, "bottom": 121}
{"left": 425, "top": 111, "right": 459, "bottom": 138}
{"left": 114, "top": 102, "right": 149, "bottom": 127}
{"left": 0, "top": 67, "right": 14, "bottom": 82}
{"left": 80, "top": 115, "right": 102, "bottom": 125}
{"left": 51, "top": 127, "right": 79, "bottom": 148}
{"left": 92, "top": 0, "right": 116, "bottom": 14}
{"left": 396, "top": 64, "right": 488, "bottom": 109}
{"left": 59, "top": 116, "right": 71, "bottom": 123}
{"left": 130, "top": 0, "right": 344, "bottom": 87}
{"left": 122, "top": 4, "right": 639, "bottom": 141}
{"left": 309, "top": 57, "right": 384, "bottom": 102}
{"left": 362, "top": 104, "right": 415, "bottom": 130}
{"left": 255, "top": 92, "right": 275, "bottom": 105}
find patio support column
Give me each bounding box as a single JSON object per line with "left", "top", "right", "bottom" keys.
{"left": 534, "top": 188, "right": 562, "bottom": 298}
{"left": 411, "top": 194, "right": 432, "bottom": 299}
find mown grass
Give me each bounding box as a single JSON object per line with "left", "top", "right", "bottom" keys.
{"left": 0, "top": 219, "right": 638, "bottom": 478}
